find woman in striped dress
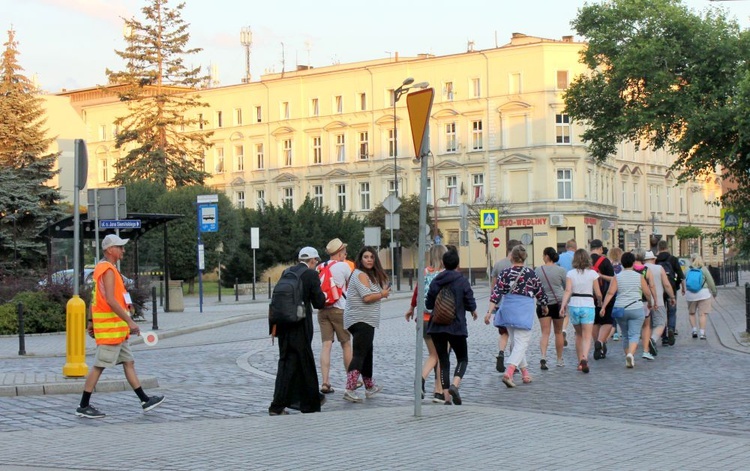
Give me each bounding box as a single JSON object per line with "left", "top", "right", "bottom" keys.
{"left": 342, "top": 246, "right": 391, "bottom": 403}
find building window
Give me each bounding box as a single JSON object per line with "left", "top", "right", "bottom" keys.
{"left": 234, "top": 108, "right": 242, "bottom": 126}
{"left": 471, "top": 120, "right": 483, "bottom": 150}
{"left": 557, "top": 169, "right": 572, "bottom": 200}
{"left": 426, "top": 177, "right": 432, "bottom": 206}
{"left": 656, "top": 186, "right": 661, "bottom": 212}
{"left": 555, "top": 114, "right": 571, "bottom": 144}
{"left": 388, "top": 129, "right": 397, "bottom": 157}
{"left": 472, "top": 174, "right": 484, "bottom": 203}
{"left": 313, "top": 185, "right": 323, "bottom": 207}
{"left": 235, "top": 145, "right": 244, "bottom": 171}
{"left": 282, "top": 102, "right": 290, "bottom": 120}
{"left": 388, "top": 179, "right": 396, "bottom": 195}
{"left": 236, "top": 191, "right": 245, "bottom": 209}
{"left": 621, "top": 182, "right": 627, "bottom": 210}
{"left": 446, "top": 175, "right": 458, "bottom": 205}
{"left": 113, "top": 124, "right": 119, "bottom": 138}
{"left": 99, "top": 158, "right": 108, "bottom": 182}
{"left": 311, "top": 98, "right": 319, "bottom": 117}
{"left": 360, "top": 182, "right": 370, "bottom": 210}
{"left": 198, "top": 113, "right": 204, "bottom": 130}
{"left": 199, "top": 152, "right": 206, "bottom": 172}
{"left": 680, "top": 190, "right": 685, "bottom": 213}
{"left": 649, "top": 185, "right": 655, "bottom": 211}
{"left": 255, "top": 143, "right": 264, "bottom": 169}
{"left": 215, "top": 147, "right": 224, "bottom": 173}
{"left": 283, "top": 187, "right": 294, "bottom": 206}
{"left": 337, "top": 184, "right": 347, "bottom": 211}
{"left": 99, "top": 125, "right": 106, "bottom": 141}
{"left": 283, "top": 139, "right": 293, "bottom": 166}
{"left": 445, "top": 122, "right": 457, "bottom": 153}
{"left": 215, "top": 111, "right": 223, "bottom": 128}
{"left": 444, "top": 81, "right": 454, "bottom": 101}
{"left": 256, "top": 190, "right": 265, "bottom": 211}
{"left": 471, "top": 78, "right": 481, "bottom": 98}
{"left": 666, "top": 186, "right": 672, "bottom": 213}
{"left": 336, "top": 134, "right": 346, "bottom": 162}
{"left": 509, "top": 73, "right": 521, "bottom": 94}
{"left": 359, "top": 132, "right": 369, "bottom": 159}
{"left": 335, "top": 95, "right": 343, "bottom": 114}
{"left": 387, "top": 88, "right": 395, "bottom": 107}
{"left": 359, "top": 93, "right": 367, "bottom": 111}
{"left": 633, "top": 182, "right": 639, "bottom": 210}
{"left": 312, "top": 136, "right": 322, "bottom": 164}
{"left": 255, "top": 106, "right": 262, "bottom": 123}
{"left": 557, "top": 70, "right": 569, "bottom": 90}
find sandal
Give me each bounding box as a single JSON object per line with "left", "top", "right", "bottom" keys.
{"left": 320, "top": 383, "right": 334, "bottom": 394}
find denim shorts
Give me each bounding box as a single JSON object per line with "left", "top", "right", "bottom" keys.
{"left": 568, "top": 306, "right": 595, "bottom": 325}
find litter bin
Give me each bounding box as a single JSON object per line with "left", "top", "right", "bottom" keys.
{"left": 167, "top": 280, "right": 184, "bottom": 312}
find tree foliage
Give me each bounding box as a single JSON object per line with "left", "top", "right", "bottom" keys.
{"left": 675, "top": 225, "right": 702, "bottom": 240}
{"left": 363, "top": 194, "right": 429, "bottom": 250}
{"left": 223, "top": 197, "right": 365, "bottom": 283}
{"left": 0, "top": 29, "right": 63, "bottom": 270}
{"left": 564, "top": 0, "right": 750, "bottom": 253}
{"left": 467, "top": 197, "right": 510, "bottom": 275}
{"left": 106, "top": 0, "right": 212, "bottom": 188}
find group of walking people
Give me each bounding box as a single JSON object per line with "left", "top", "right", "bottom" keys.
{"left": 269, "top": 235, "right": 718, "bottom": 415}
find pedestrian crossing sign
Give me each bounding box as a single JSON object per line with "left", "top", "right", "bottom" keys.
{"left": 480, "top": 209, "right": 499, "bottom": 229}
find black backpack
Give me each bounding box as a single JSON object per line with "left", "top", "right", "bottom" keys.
{"left": 269, "top": 266, "right": 306, "bottom": 324}
{"left": 658, "top": 259, "right": 679, "bottom": 293}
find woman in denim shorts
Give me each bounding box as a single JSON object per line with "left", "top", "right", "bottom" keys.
{"left": 560, "top": 249, "right": 603, "bottom": 373}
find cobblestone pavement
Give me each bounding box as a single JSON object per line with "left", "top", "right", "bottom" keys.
{"left": 0, "top": 279, "right": 749, "bottom": 469}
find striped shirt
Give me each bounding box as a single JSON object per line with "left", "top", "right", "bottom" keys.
{"left": 344, "top": 269, "right": 384, "bottom": 329}
{"left": 613, "top": 269, "right": 643, "bottom": 310}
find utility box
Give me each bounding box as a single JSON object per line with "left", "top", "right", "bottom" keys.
{"left": 167, "top": 280, "right": 184, "bottom": 312}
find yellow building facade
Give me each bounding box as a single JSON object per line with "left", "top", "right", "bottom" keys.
{"left": 55, "top": 33, "right": 722, "bottom": 270}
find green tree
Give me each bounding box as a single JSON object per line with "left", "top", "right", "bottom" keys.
{"left": 466, "top": 197, "right": 510, "bottom": 277}
{"left": 0, "top": 29, "right": 63, "bottom": 269}
{"left": 564, "top": 0, "right": 750, "bottom": 253}
{"left": 106, "top": 0, "right": 212, "bottom": 188}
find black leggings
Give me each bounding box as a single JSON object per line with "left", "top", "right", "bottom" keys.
{"left": 347, "top": 322, "right": 375, "bottom": 378}
{"left": 430, "top": 333, "right": 468, "bottom": 390}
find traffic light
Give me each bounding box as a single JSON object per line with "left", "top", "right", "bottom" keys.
{"left": 617, "top": 229, "right": 625, "bottom": 250}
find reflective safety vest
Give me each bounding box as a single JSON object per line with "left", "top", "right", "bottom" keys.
{"left": 91, "top": 261, "right": 130, "bottom": 345}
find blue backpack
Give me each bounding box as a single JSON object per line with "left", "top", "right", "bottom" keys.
{"left": 685, "top": 268, "right": 705, "bottom": 293}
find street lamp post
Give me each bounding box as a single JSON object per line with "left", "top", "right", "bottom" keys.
{"left": 392, "top": 78, "right": 429, "bottom": 285}
{"left": 240, "top": 27, "right": 253, "bottom": 83}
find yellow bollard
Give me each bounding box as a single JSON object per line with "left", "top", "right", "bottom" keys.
{"left": 63, "top": 295, "right": 88, "bottom": 377}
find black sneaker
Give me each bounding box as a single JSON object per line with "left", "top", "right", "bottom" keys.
{"left": 76, "top": 405, "right": 105, "bottom": 419}
{"left": 692, "top": 330, "right": 698, "bottom": 339}
{"left": 432, "top": 392, "right": 445, "bottom": 404}
{"left": 540, "top": 359, "right": 549, "bottom": 371}
{"left": 668, "top": 329, "right": 676, "bottom": 346}
{"left": 602, "top": 342, "right": 608, "bottom": 356}
{"left": 593, "top": 341, "right": 603, "bottom": 360}
{"left": 141, "top": 395, "right": 165, "bottom": 412}
{"left": 448, "top": 385, "right": 462, "bottom": 405}
{"left": 648, "top": 338, "right": 658, "bottom": 357}
{"left": 496, "top": 352, "right": 505, "bottom": 373}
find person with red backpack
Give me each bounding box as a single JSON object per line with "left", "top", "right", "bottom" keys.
{"left": 589, "top": 239, "right": 615, "bottom": 361}
{"left": 316, "top": 238, "right": 353, "bottom": 395}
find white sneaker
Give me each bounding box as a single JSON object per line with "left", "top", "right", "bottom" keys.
{"left": 365, "top": 384, "right": 382, "bottom": 398}
{"left": 625, "top": 353, "right": 634, "bottom": 368}
{"left": 556, "top": 358, "right": 565, "bottom": 367}
{"left": 343, "top": 389, "right": 363, "bottom": 403}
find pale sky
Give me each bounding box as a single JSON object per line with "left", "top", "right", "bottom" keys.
{"left": 4, "top": 0, "right": 750, "bottom": 93}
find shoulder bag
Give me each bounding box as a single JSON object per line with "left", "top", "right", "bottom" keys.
{"left": 493, "top": 269, "right": 535, "bottom": 330}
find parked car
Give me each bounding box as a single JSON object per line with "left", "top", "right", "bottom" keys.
{"left": 40, "top": 268, "right": 134, "bottom": 289}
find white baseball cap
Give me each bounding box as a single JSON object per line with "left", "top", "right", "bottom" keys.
{"left": 298, "top": 247, "right": 321, "bottom": 261}
{"left": 102, "top": 234, "right": 130, "bottom": 251}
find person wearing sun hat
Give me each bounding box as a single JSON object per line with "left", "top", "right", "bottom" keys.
{"left": 643, "top": 250, "right": 676, "bottom": 358}
{"left": 76, "top": 234, "right": 164, "bottom": 419}
{"left": 316, "top": 238, "right": 353, "bottom": 395}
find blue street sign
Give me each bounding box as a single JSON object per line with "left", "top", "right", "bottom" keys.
{"left": 99, "top": 219, "right": 141, "bottom": 229}
{"left": 199, "top": 204, "right": 219, "bottom": 232}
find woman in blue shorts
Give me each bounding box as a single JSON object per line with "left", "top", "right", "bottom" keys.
{"left": 560, "top": 249, "right": 603, "bottom": 373}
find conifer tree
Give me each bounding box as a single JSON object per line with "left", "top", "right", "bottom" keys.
{"left": 107, "top": 0, "right": 212, "bottom": 188}
{"left": 0, "top": 29, "right": 63, "bottom": 267}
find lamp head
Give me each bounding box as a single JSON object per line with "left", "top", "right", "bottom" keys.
{"left": 402, "top": 77, "right": 415, "bottom": 86}
{"left": 413, "top": 82, "right": 430, "bottom": 89}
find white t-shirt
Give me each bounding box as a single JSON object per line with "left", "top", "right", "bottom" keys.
{"left": 323, "top": 260, "right": 352, "bottom": 310}
{"left": 566, "top": 268, "right": 599, "bottom": 308}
